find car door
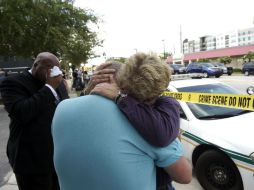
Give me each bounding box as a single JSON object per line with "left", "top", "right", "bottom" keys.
{"left": 189, "top": 64, "right": 200, "bottom": 73}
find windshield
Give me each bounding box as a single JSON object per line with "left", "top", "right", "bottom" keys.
{"left": 202, "top": 63, "right": 214, "bottom": 67}
{"left": 216, "top": 63, "right": 225, "bottom": 67}
{"left": 177, "top": 83, "right": 248, "bottom": 119}
{"left": 212, "top": 63, "right": 219, "bottom": 66}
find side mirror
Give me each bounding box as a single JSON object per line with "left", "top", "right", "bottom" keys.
{"left": 247, "top": 86, "right": 254, "bottom": 95}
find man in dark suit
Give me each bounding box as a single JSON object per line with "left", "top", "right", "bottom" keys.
{"left": 0, "top": 52, "right": 69, "bottom": 190}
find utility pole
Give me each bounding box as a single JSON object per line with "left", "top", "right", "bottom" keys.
{"left": 162, "top": 40, "right": 166, "bottom": 59}
{"left": 180, "top": 25, "right": 183, "bottom": 54}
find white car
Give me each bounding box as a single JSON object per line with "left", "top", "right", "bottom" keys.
{"left": 167, "top": 78, "right": 254, "bottom": 190}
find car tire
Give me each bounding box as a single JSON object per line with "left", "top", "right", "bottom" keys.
{"left": 247, "top": 86, "right": 254, "bottom": 95}
{"left": 215, "top": 75, "right": 220, "bottom": 78}
{"left": 228, "top": 73, "right": 232, "bottom": 76}
{"left": 195, "top": 150, "right": 243, "bottom": 190}
{"left": 244, "top": 71, "right": 249, "bottom": 76}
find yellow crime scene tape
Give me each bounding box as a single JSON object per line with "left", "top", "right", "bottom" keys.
{"left": 162, "top": 91, "right": 254, "bottom": 111}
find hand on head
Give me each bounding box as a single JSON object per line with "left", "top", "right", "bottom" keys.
{"left": 91, "top": 75, "right": 119, "bottom": 100}
{"left": 83, "top": 62, "right": 116, "bottom": 95}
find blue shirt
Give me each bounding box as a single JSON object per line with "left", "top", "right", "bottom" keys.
{"left": 52, "top": 95, "right": 183, "bottom": 190}
{"left": 118, "top": 96, "right": 181, "bottom": 189}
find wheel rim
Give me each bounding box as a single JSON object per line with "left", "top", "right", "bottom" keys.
{"left": 206, "top": 163, "right": 235, "bottom": 188}
{"left": 203, "top": 72, "right": 208, "bottom": 78}
{"left": 245, "top": 71, "right": 249, "bottom": 76}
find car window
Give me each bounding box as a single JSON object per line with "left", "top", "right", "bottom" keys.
{"left": 202, "top": 63, "right": 214, "bottom": 67}
{"left": 177, "top": 84, "right": 246, "bottom": 119}
{"left": 245, "top": 62, "right": 254, "bottom": 67}
{"left": 175, "top": 64, "right": 184, "bottom": 68}
{"left": 217, "top": 63, "right": 225, "bottom": 67}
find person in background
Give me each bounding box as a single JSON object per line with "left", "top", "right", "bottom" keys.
{"left": 72, "top": 68, "right": 78, "bottom": 90}
{"left": 0, "top": 52, "right": 69, "bottom": 190}
{"left": 82, "top": 70, "right": 90, "bottom": 88}
{"left": 52, "top": 53, "right": 191, "bottom": 190}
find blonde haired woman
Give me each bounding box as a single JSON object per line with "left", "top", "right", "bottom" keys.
{"left": 116, "top": 52, "right": 170, "bottom": 103}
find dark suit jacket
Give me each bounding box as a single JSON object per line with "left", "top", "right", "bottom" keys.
{"left": 0, "top": 70, "right": 69, "bottom": 175}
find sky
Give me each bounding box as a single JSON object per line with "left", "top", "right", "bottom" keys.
{"left": 74, "top": 0, "right": 254, "bottom": 64}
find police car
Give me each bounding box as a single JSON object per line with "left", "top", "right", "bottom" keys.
{"left": 167, "top": 76, "right": 254, "bottom": 190}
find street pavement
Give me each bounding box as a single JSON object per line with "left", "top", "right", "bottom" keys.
{"left": 0, "top": 174, "right": 18, "bottom": 190}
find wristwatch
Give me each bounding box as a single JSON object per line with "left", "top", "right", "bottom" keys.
{"left": 115, "top": 92, "right": 128, "bottom": 104}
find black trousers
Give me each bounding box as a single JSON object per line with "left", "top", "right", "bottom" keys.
{"left": 15, "top": 172, "right": 60, "bottom": 190}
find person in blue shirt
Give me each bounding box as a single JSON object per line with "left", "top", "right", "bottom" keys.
{"left": 52, "top": 53, "right": 191, "bottom": 190}
{"left": 87, "top": 56, "right": 189, "bottom": 190}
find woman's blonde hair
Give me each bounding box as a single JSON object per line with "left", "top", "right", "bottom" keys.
{"left": 116, "top": 53, "right": 171, "bottom": 102}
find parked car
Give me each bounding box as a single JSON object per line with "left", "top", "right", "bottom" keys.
{"left": 169, "top": 64, "right": 186, "bottom": 74}
{"left": 242, "top": 62, "right": 254, "bottom": 76}
{"left": 186, "top": 62, "right": 223, "bottom": 78}
{"left": 211, "top": 62, "right": 233, "bottom": 76}
{"left": 167, "top": 78, "right": 254, "bottom": 190}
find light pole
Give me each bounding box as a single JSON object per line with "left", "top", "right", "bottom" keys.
{"left": 134, "top": 48, "right": 138, "bottom": 53}
{"left": 162, "top": 40, "right": 166, "bottom": 59}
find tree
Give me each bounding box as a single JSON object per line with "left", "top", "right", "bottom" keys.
{"left": 243, "top": 51, "right": 254, "bottom": 62}
{"left": 107, "top": 57, "right": 127, "bottom": 63}
{"left": 219, "top": 56, "right": 232, "bottom": 65}
{"left": 0, "top": 0, "right": 101, "bottom": 66}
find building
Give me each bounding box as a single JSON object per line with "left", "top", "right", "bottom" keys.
{"left": 206, "top": 36, "right": 216, "bottom": 51}
{"left": 170, "top": 45, "right": 254, "bottom": 68}
{"left": 168, "top": 26, "right": 254, "bottom": 67}
{"left": 238, "top": 27, "right": 254, "bottom": 46}
{"left": 183, "top": 27, "right": 254, "bottom": 54}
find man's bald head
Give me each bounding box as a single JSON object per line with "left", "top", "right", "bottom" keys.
{"left": 34, "top": 52, "right": 60, "bottom": 67}
{"left": 32, "top": 52, "right": 60, "bottom": 83}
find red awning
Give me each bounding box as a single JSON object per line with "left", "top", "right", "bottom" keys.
{"left": 184, "top": 45, "right": 254, "bottom": 61}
